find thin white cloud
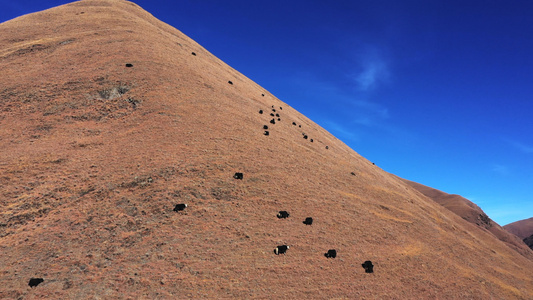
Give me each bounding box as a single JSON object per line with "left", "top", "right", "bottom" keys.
{"left": 354, "top": 59, "right": 389, "bottom": 91}
{"left": 508, "top": 140, "right": 533, "bottom": 154}
{"left": 323, "top": 121, "right": 359, "bottom": 141}
{"left": 353, "top": 100, "right": 389, "bottom": 117}
{"left": 284, "top": 57, "right": 393, "bottom": 133}
{"left": 350, "top": 46, "right": 391, "bottom": 92}
{"left": 491, "top": 164, "right": 510, "bottom": 176}
{"left": 348, "top": 99, "right": 389, "bottom": 127}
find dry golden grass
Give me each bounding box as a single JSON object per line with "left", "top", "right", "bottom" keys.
{"left": 0, "top": 0, "right": 532, "bottom": 299}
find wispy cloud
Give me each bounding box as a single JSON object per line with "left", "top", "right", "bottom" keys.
{"left": 491, "top": 164, "right": 510, "bottom": 176}
{"left": 286, "top": 70, "right": 390, "bottom": 128}
{"left": 323, "top": 121, "right": 360, "bottom": 141}
{"left": 507, "top": 139, "right": 533, "bottom": 154}
{"left": 354, "top": 59, "right": 389, "bottom": 91}
{"left": 350, "top": 46, "right": 390, "bottom": 92}
{"left": 351, "top": 102, "right": 389, "bottom": 127}
{"left": 352, "top": 100, "right": 389, "bottom": 117}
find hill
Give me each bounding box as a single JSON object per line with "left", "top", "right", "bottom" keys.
{"left": 1, "top": 0, "right": 533, "bottom": 298}
{"left": 505, "top": 218, "right": 533, "bottom": 251}
{"left": 505, "top": 217, "right": 533, "bottom": 239}
{"left": 399, "top": 178, "right": 533, "bottom": 258}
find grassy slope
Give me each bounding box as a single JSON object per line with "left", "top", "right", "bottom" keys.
{"left": 1, "top": 1, "right": 532, "bottom": 298}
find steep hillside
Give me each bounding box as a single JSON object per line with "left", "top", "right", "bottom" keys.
{"left": 1, "top": 0, "right": 533, "bottom": 299}
{"left": 505, "top": 217, "right": 533, "bottom": 239}
{"left": 400, "top": 178, "right": 533, "bottom": 258}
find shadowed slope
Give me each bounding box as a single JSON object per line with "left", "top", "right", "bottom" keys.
{"left": 524, "top": 235, "right": 533, "bottom": 250}
{"left": 1, "top": 1, "right": 533, "bottom": 299}
{"left": 400, "top": 178, "right": 533, "bottom": 258}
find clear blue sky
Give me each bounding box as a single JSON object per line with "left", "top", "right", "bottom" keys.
{"left": 2, "top": 0, "right": 532, "bottom": 226}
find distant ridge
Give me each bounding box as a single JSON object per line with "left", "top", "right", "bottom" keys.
{"left": 1, "top": 0, "right": 532, "bottom": 298}
{"left": 505, "top": 217, "right": 533, "bottom": 239}
{"left": 400, "top": 178, "right": 533, "bottom": 258}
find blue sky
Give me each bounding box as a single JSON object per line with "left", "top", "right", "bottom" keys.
{"left": 2, "top": 0, "right": 532, "bottom": 226}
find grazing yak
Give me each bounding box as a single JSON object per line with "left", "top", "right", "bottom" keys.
{"left": 264, "top": 131, "right": 269, "bottom": 136}
{"left": 173, "top": 203, "right": 187, "bottom": 212}
{"left": 274, "top": 245, "right": 289, "bottom": 255}
{"left": 362, "top": 260, "right": 374, "bottom": 273}
{"left": 28, "top": 278, "right": 44, "bottom": 288}
{"left": 233, "top": 172, "right": 243, "bottom": 180}
{"left": 324, "top": 249, "right": 337, "bottom": 258}
{"left": 303, "top": 217, "right": 313, "bottom": 225}
{"left": 277, "top": 211, "right": 290, "bottom": 219}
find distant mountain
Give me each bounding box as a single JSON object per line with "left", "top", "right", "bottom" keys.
{"left": 1, "top": 0, "right": 532, "bottom": 298}
{"left": 399, "top": 178, "right": 532, "bottom": 258}
{"left": 504, "top": 217, "right": 533, "bottom": 239}
{"left": 504, "top": 217, "right": 533, "bottom": 251}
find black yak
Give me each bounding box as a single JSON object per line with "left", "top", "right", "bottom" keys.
{"left": 324, "top": 249, "right": 337, "bottom": 258}
{"left": 28, "top": 278, "right": 44, "bottom": 288}
{"left": 303, "top": 217, "right": 313, "bottom": 225}
{"left": 277, "top": 211, "right": 290, "bottom": 219}
{"left": 173, "top": 203, "right": 187, "bottom": 212}
{"left": 362, "top": 261, "right": 374, "bottom": 273}
{"left": 274, "top": 245, "right": 289, "bottom": 255}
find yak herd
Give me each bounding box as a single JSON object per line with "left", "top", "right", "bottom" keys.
{"left": 172, "top": 171, "right": 375, "bottom": 275}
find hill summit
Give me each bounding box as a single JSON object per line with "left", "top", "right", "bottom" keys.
{"left": 1, "top": 0, "right": 532, "bottom": 298}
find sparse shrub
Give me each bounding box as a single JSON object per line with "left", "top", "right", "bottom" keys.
{"left": 117, "top": 85, "right": 130, "bottom": 95}
{"left": 97, "top": 84, "right": 131, "bottom": 100}
{"left": 126, "top": 98, "right": 141, "bottom": 108}
{"left": 98, "top": 89, "right": 113, "bottom": 99}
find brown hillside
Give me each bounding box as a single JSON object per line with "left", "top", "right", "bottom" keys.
{"left": 504, "top": 217, "right": 533, "bottom": 240}
{"left": 400, "top": 178, "right": 533, "bottom": 258}
{"left": 1, "top": 0, "right": 533, "bottom": 299}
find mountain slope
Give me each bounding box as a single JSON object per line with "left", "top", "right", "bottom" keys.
{"left": 400, "top": 178, "right": 533, "bottom": 258}
{"left": 1, "top": 0, "right": 533, "bottom": 299}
